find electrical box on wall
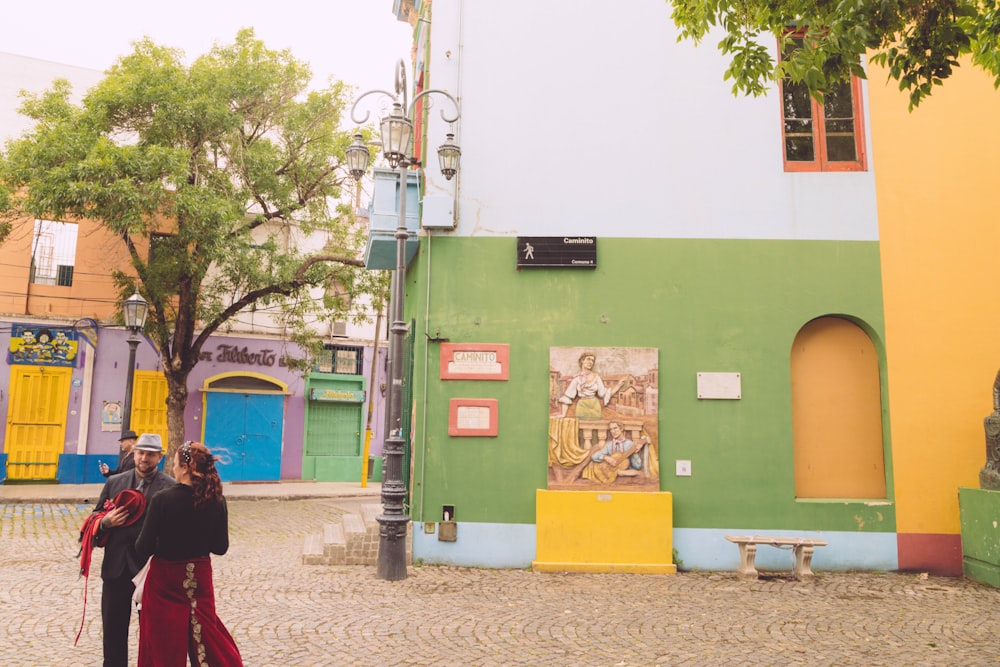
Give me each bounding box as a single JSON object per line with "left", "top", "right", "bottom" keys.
{"left": 421, "top": 194, "right": 456, "bottom": 229}
{"left": 439, "top": 521, "right": 457, "bottom": 541}
{"left": 439, "top": 505, "right": 457, "bottom": 542}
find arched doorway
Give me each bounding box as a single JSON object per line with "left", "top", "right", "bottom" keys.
{"left": 201, "top": 372, "right": 287, "bottom": 482}
{"left": 791, "top": 316, "right": 887, "bottom": 498}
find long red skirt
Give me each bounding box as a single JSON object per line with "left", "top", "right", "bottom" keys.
{"left": 138, "top": 556, "right": 243, "bottom": 667}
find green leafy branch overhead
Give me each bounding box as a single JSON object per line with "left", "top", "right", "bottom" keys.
{"left": 669, "top": 0, "right": 1000, "bottom": 108}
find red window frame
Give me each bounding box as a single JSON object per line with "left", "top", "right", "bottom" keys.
{"left": 778, "top": 36, "right": 867, "bottom": 173}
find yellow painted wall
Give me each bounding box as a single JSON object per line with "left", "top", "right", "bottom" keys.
{"left": 533, "top": 489, "right": 675, "bottom": 573}
{"left": 868, "top": 62, "right": 1000, "bottom": 533}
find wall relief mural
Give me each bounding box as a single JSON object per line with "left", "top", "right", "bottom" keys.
{"left": 7, "top": 323, "right": 79, "bottom": 366}
{"left": 548, "top": 347, "right": 659, "bottom": 491}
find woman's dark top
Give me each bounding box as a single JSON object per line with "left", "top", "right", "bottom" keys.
{"left": 135, "top": 483, "right": 229, "bottom": 561}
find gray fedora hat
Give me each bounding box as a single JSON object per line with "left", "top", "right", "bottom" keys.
{"left": 134, "top": 433, "right": 163, "bottom": 452}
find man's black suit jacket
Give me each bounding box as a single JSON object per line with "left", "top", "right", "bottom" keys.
{"left": 102, "top": 448, "right": 136, "bottom": 477}
{"left": 92, "top": 468, "right": 175, "bottom": 580}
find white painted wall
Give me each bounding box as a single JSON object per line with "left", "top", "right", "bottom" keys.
{"left": 431, "top": 0, "right": 878, "bottom": 241}
{"left": 222, "top": 212, "right": 384, "bottom": 344}
{"left": 0, "top": 53, "right": 103, "bottom": 142}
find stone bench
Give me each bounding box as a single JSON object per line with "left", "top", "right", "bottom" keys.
{"left": 725, "top": 535, "right": 828, "bottom": 579}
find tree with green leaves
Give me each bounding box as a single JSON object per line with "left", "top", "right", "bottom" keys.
{"left": 0, "top": 29, "right": 387, "bottom": 454}
{"left": 670, "top": 0, "right": 1000, "bottom": 108}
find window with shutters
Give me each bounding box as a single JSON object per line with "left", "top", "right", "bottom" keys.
{"left": 779, "top": 34, "right": 867, "bottom": 172}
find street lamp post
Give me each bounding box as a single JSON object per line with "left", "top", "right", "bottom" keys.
{"left": 120, "top": 292, "right": 148, "bottom": 434}
{"left": 347, "top": 60, "right": 461, "bottom": 581}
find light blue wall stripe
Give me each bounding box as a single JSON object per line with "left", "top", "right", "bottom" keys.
{"left": 414, "top": 522, "right": 536, "bottom": 568}
{"left": 674, "top": 528, "right": 899, "bottom": 572}
{"left": 414, "top": 523, "right": 900, "bottom": 572}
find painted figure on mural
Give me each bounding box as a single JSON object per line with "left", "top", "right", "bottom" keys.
{"left": 584, "top": 420, "right": 655, "bottom": 485}
{"left": 11, "top": 328, "right": 38, "bottom": 361}
{"left": 52, "top": 329, "right": 76, "bottom": 361}
{"left": 8, "top": 325, "right": 77, "bottom": 365}
{"left": 557, "top": 352, "right": 625, "bottom": 420}
{"left": 35, "top": 329, "right": 54, "bottom": 361}
{"left": 592, "top": 421, "right": 643, "bottom": 471}
{"left": 548, "top": 347, "right": 660, "bottom": 491}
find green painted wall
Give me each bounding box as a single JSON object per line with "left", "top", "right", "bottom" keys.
{"left": 407, "top": 236, "right": 895, "bottom": 533}
{"left": 959, "top": 487, "right": 1000, "bottom": 586}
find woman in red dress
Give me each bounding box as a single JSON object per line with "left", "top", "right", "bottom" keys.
{"left": 135, "top": 441, "right": 243, "bottom": 666}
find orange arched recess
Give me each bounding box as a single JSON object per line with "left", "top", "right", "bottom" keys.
{"left": 792, "top": 317, "right": 887, "bottom": 498}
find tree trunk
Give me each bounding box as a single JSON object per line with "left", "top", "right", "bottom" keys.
{"left": 164, "top": 372, "right": 190, "bottom": 461}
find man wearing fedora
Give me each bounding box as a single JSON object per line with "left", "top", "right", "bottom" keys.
{"left": 99, "top": 429, "right": 138, "bottom": 477}
{"left": 89, "top": 433, "right": 174, "bottom": 667}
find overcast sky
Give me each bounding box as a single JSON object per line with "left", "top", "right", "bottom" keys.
{"left": 2, "top": 0, "right": 413, "bottom": 96}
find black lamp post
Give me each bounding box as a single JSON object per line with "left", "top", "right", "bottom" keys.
{"left": 347, "top": 60, "right": 460, "bottom": 581}
{"left": 120, "top": 292, "right": 148, "bottom": 433}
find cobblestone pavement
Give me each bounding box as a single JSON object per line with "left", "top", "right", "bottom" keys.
{"left": 1, "top": 498, "right": 998, "bottom": 667}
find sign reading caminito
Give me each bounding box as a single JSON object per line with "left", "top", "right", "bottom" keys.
{"left": 517, "top": 237, "right": 597, "bottom": 269}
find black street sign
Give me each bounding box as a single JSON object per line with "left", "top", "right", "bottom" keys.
{"left": 516, "top": 236, "right": 597, "bottom": 269}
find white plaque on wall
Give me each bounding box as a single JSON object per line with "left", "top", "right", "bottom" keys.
{"left": 697, "top": 372, "right": 741, "bottom": 400}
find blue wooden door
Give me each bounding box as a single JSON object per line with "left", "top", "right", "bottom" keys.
{"left": 204, "top": 392, "right": 283, "bottom": 481}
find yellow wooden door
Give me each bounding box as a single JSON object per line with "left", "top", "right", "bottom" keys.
{"left": 129, "top": 370, "right": 168, "bottom": 449}
{"left": 792, "top": 317, "right": 887, "bottom": 498}
{"left": 4, "top": 365, "right": 72, "bottom": 481}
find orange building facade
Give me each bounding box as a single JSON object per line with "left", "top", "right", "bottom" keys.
{"left": 0, "top": 215, "right": 132, "bottom": 320}
{"left": 869, "top": 62, "right": 1000, "bottom": 575}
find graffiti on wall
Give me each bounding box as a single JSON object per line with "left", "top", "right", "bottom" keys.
{"left": 7, "top": 324, "right": 78, "bottom": 367}
{"left": 548, "top": 347, "right": 659, "bottom": 491}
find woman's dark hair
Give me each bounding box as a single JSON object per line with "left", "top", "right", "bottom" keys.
{"left": 179, "top": 441, "right": 224, "bottom": 508}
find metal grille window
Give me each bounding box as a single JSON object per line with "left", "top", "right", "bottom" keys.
{"left": 29, "top": 220, "right": 78, "bottom": 286}
{"left": 318, "top": 344, "right": 364, "bottom": 375}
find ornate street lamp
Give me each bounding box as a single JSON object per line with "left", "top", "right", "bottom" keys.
{"left": 348, "top": 59, "right": 461, "bottom": 581}
{"left": 345, "top": 133, "right": 371, "bottom": 182}
{"left": 380, "top": 102, "right": 414, "bottom": 168}
{"left": 437, "top": 133, "right": 461, "bottom": 181}
{"left": 120, "top": 292, "right": 148, "bottom": 433}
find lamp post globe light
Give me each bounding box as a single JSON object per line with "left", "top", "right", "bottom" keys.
{"left": 348, "top": 59, "right": 461, "bottom": 581}
{"left": 120, "top": 292, "right": 148, "bottom": 434}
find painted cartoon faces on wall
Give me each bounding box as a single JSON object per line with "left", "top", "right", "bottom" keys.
{"left": 7, "top": 324, "right": 78, "bottom": 366}
{"left": 548, "top": 347, "right": 659, "bottom": 491}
